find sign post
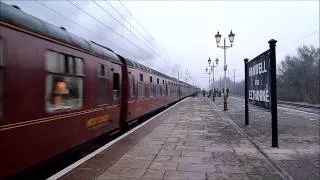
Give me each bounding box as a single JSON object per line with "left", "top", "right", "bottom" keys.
{"left": 244, "top": 39, "right": 278, "bottom": 147}
{"left": 244, "top": 58, "right": 249, "bottom": 126}
{"left": 269, "top": 39, "right": 278, "bottom": 147}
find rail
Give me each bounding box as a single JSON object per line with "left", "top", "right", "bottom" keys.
{"left": 229, "top": 94, "right": 320, "bottom": 111}
{"left": 278, "top": 101, "right": 320, "bottom": 110}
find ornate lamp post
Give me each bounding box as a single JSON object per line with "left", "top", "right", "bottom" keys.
{"left": 205, "top": 67, "right": 211, "bottom": 98}
{"left": 215, "top": 30, "right": 235, "bottom": 111}
{"left": 207, "top": 57, "right": 219, "bottom": 101}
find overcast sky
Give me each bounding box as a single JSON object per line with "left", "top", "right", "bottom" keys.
{"left": 2, "top": 0, "right": 319, "bottom": 89}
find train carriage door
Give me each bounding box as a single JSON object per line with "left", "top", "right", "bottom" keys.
{"left": 112, "top": 73, "right": 120, "bottom": 102}
{"left": 96, "top": 63, "right": 109, "bottom": 105}
{"left": 116, "top": 55, "right": 129, "bottom": 131}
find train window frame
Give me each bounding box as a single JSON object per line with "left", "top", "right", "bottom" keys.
{"left": 96, "top": 63, "right": 109, "bottom": 105}
{"left": 0, "top": 37, "right": 5, "bottom": 118}
{"left": 45, "top": 50, "right": 84, "bottom": 113}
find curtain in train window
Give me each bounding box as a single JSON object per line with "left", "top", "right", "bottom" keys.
{"left": 113, "top": 73, "right": 120, "bottom": 101}
{"left": 97, "top": 63, "right": 109, "bottom": 105}
{"left": 45, "top": 51, "right": 84, "bottom": 112}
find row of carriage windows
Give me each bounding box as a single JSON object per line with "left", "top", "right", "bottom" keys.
{"left": 137, "top": 73, "right": 181, "bottom": 98}
{"left": 0, "top": 40, "right": 182, "bottom": 115}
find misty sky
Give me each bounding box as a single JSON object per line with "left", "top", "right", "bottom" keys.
{"left": 2, "top": 0, "right": 319, "bottom": 89}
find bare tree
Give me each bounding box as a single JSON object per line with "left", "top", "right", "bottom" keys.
{"left": 277, "top": 45, "right": 320, "bottom": 104}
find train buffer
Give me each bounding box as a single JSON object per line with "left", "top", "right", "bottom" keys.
{"left": 54, "top": 97, "right": 319, "bottom": 180}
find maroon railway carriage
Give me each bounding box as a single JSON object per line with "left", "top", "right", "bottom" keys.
{"left": 0, "top": 3, "right": 196, "bottom": 178}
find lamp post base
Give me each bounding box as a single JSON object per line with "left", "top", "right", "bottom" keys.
{"left": 223, "top": 95, "right": 228, "bottom": 111}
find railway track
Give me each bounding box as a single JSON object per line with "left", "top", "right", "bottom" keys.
{"left": 278, "top": 100, "right": 320, "bottom": 109}
{"left": 230, "top": 95, "right": 320, "bottom": 114}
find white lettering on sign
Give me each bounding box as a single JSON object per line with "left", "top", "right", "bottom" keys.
{"left": 248, "top": 89, "right": 269, "bottom": 102}
{"left": 255, "top": 79, "right": 260, "bottom": 86}
{"left": 249, "top": 61, "right": 267, "bottom": 77}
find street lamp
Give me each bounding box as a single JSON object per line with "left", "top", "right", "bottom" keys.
{"left": 207, "top": 57, "right": 219, "bottom": 101}
{"left": 215, "top": 30, "right": 235, "bottom": 111}
{"left": 205, "top": 67, "right": 211, "bottom": 98}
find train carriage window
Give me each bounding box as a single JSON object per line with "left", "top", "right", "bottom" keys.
{"left": 46, "top": 51, "right": 65, "bottom": 73}
{"left": 113, "top": 73, "right": 120, "bottom": 101}
{"left": 130, "top": 74, "right": 135, "bottom": 97}
{"left": 97, "top": 64, "right": 108, "bottom": 105}
{"left": 0, "top": 38, "right": 4, "bottom": 117}
{"left": 138, "top": 74, "right": 144, "bottom": 97}
{"left": 45, "top": 50, "right": 84, "bottom": 112}
{"left": 75, "top": 58, "right": 84, "bottom": 75}
{"left": 67, "top": 56, "right": 75, "bottom": 74}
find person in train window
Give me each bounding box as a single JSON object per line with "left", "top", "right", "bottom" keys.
{"left": 53, "top": 79, "right": 69, "bottom": 109}
{"left": 47, "top": 75, "right": 83, "bottom": 112}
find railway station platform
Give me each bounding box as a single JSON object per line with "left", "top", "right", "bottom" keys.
{"left": 56, "top": 97, "right": 319, "bottom": 180}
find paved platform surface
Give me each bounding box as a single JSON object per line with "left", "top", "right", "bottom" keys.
{"left": 62, "top": 97, "right": 286, "bottom": 180}
{"left": 214, "top": 96, "right": 320, "bottom": 180}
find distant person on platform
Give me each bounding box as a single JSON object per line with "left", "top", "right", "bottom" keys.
{"left": 202, "top": 90, "right": 205, "bottom": 97}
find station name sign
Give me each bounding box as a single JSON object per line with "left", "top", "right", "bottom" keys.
{"left": 247, "top": 50, "right": 270, "bottom": 109}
